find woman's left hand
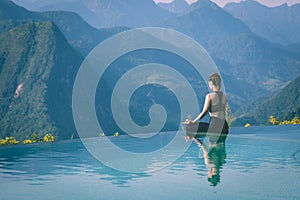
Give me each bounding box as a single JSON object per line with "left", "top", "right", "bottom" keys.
{"left": 182, "top": 119, "right": 192, "bottom": 125}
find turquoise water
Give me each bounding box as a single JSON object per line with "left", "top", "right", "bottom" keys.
{"left": 1, "top": 125, "right": 300, "bottom": 200}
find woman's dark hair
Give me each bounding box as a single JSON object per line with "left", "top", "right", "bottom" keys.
{"left": 209, "top": 73, "right": 221, "bottom": 87}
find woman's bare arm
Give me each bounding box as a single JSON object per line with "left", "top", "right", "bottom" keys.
{"left": 191, "top": 94, "right": 211, "bottom": 123}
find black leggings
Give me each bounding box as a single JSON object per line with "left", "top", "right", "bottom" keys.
{"left": 186, "top": 117, "right": 229, "bottom": 137}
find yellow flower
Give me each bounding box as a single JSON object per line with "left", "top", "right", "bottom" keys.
{"left": 23, "top": 139, "right": 33, "bottom": 144}
{"left": 269, "top": 116, "right": 279, "bottom": 125}
{"left": 3, "top": 137, "right": 20, "bottom": 145}
{"left": 114, "top": 132, "right": 119, "bottom": 137}
{"left": 0, "top": 139, "right": 5, "bottom": 145}
{"left": 244, "top": 123, "right": 251, "bottom": 127}
{"left": 43, "top": 133, "right": 55, "bottom": 143}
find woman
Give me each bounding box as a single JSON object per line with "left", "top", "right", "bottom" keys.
{"left": 184, "top": 73, "right": 229, "bottom": 139}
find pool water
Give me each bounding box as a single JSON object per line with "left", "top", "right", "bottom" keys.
{"left": 1, "top": 125, "right": 300, "bottom": 200}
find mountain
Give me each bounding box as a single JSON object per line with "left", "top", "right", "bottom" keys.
{"left": 0, "top": 1, "right": 180, "bottom": 138}
{"left": 11, "top": 0, "right": 73, "bottom": 10}
{"left": 224, "top": 0, "right": 300, "bottom": 45}
{"left": 12, "top": 0, "right": 174, "bottom": 28}
{"left": 2, "top": 0, "right": 300, "bottom": 135}
{"left": 19, "top": 0, "right": 300, "bottom": 113}
{"left": 163, "top": 0, "right": 251, "bottom": 43}
{"left": 39, "top": 0, "right": 101, "bottom": 29}
{"left": 234, "top": 73, "right": 300, "bottom": 126}
{"left": 160, "top": 0, "right": 300, "bottom": 110}
{"left": 0, "top": 0, "right": 40, "bottom": 20}
{"left": 0, "top": 1, "right": 135, "bottom": 140}
{"left": 157, "top": 0, "right": 190, "bottom": 13}
{"left": 0, "top": 21, "right": 83, "bottom": 140}
{"left": 40, "top": 11, "right": 127, "bottom": 56}
{"left": 1, "top": 1, "right": 125, "bottom": 56}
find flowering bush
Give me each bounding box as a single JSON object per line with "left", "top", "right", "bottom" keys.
{"left": 23, "top": 139, "right": 33, "bottom": 144}
{"left": 43, "top": 133, "right": 55, "bottom": 142}
{"left": 0, "top": 133, "right": 55, "bottom": 146}
{"left": 0, "top": 137, "right": 20, "bottom": 145}
{"left": 269, "top": 116, "right": 300, "bottom": 125}
{"left": 30, "top": 133, "right": 43, "bottom": 143}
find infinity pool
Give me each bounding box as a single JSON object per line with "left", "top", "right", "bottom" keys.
{"left": 1, "top": 125, "right": 300, "bottom": 200}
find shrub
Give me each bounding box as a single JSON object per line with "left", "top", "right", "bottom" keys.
{"left": 43, "top": 133, "right": 55, "bottom": 142}
{"left": 269, "top": 116, "right": 279, "bottom": 125}
{"left": 0, "top": 137, "right": 20, "bottom": 145}
{"left": 270, "top": 116, "right": 300, "bottom": 125}
{"left": 23, "top": 139, "right": 33, "bottom": 144}
{"left": 31, "top": 133, "right": 43, "bottom": 143}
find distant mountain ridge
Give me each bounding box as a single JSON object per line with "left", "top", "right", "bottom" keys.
{"left": 13, "top": 0, "right": 174, "bottom": 28}
{"left": 224, "top": 0, "right": 300, "bottom": 45}
{"left": 11, "top": 0, "right": 300, "bottom": 46}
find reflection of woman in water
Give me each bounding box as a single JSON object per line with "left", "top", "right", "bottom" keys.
{"left": 193, "top": 136, "right": 227, "bottom": 186}
{"left": 183, "top": 73, "right": 229, "bottom": 138}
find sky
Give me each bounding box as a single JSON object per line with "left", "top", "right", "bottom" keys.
{"left": 154, "top": 0, "right": 300, "bottom": 7}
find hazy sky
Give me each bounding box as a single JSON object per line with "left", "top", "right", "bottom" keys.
{"left": 154, "top": 0, "right": 300, "bottom": 7}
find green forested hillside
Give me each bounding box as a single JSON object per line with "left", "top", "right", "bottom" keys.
{"left": 0, "top": 1, "right": 125, "bottom": 140}
{"left": 234, "top": 73, "right": 300, "bottom": 126}
{"left": 0, "top": 21, "right": 82, "bottom": 140}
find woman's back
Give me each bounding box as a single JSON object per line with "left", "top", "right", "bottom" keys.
{"left": 209, "top": 91, "right": 226, "bottom": 119}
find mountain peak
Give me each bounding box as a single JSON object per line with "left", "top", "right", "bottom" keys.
{"left": 226, "top": 0, "right": 295, "bottom": 9}
{"left": 157, "top": 0, "right": 189, "bottom": 13}
{"left": 187, "top": 0, "right": 221, "bottom": 13}
{"left": 0, "top": 0, "right": 38, "bottom": 20}
{"left": 190, "top": 0, "right": 216, "bottom": 8}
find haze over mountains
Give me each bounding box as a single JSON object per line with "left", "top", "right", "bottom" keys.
{"left": 12, "top": 0, "right": 174, "bottom": 28}
{"left": 224, "top": 0, "right": 300, "bottom": 45}
{"left": 0, "top": 0, "right": 299, "bottom": 140}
